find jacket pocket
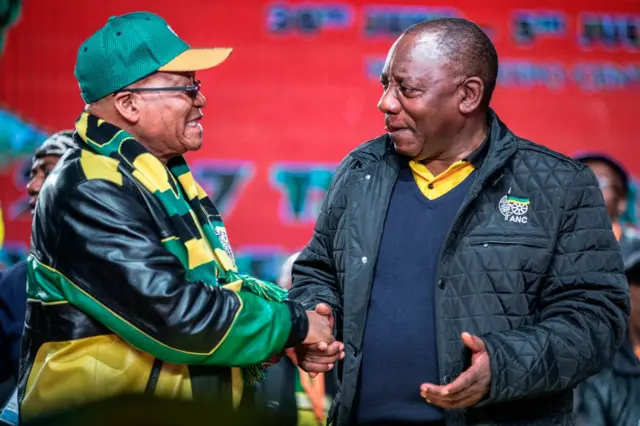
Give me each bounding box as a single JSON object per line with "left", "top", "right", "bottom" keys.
{"left": 465, "top": 232, "right": 553, "bottom": 296}
{"left": 467, "top": 233, "right": 548, "bottom": 248}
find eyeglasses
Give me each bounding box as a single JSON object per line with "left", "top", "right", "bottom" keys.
{"left": 115, "top": 80, "right": 202, "bottom": 99}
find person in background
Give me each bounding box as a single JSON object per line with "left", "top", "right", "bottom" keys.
{"left": 259, "top": 252, "right": 338, "bottom": 426}
{"left": 0, "top": 203, "right": 5, "bottom": 272}
{"left": 573, "top": 153, "right": 640, "bottom": 425}
{"left": 0, "top": 130, "right": 76, "bottom": 404}
{"left": 575, "top": 153, "right": 638, "bottom": 249}
{"left": 574, "top": 241, "right": 640, "bottom": 425}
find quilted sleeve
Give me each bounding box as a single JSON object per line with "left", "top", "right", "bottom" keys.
{"left": 478, "top": 166, "right": 630, "bottom": 404}
{"left": 288, "top": 156, "right": 352, "bottom": 326}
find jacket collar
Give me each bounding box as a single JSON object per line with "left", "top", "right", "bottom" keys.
{"left": 349, "top": 109, "right": 518, "bottom": 185}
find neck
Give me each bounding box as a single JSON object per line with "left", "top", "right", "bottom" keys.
{"left": 86, "top": 108, "right": 170, "bottom": 164}
{"left": 419, "top": 115, "right": 488, "bottom": 176}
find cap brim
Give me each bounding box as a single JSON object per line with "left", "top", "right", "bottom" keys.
{"left": 158, "top": 47, "right": 233, "bottom": 72}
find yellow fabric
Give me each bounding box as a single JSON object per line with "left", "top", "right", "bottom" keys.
{"left": 177, "top": 171, "right": 199, "bottom": 200}
{"left": 22, "top": 334, "right": 193, "bottom": 421}
{"left": 132, "top": 153, "right": 173, "bottom": 194}
{"left": 154, "top": 362, "right": 192, "bottom": 400}
{"left": 231, "top": 367, "right": 243, "bottom": 409}
{"left": 295, "top": 392, "right": 332, "bottom": 426}
{"left": 0, "top": 204, "right": 4, "bottom": 250}
{"left": 409, "top": 160, "right": 476, "bottom": 200}
{"left": 158, "top": 48, "right": 233, "bottom": 72}
{"left": 184, "top": 238, "right": 215, "bottom": 269}
{"left": 79, "top": 149, "right": 123, "bottom": 186}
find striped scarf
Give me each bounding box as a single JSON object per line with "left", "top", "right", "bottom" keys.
{"left": 74, "top": 112, "right": 287, "bottom": 385}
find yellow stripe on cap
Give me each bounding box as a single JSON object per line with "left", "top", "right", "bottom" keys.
{"left": 159, "top": 48, "right": 233, "bottom": 72}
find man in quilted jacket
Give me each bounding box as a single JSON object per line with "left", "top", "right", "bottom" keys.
{"left": 289, "top": 17, "right": 630, "bottom": 426}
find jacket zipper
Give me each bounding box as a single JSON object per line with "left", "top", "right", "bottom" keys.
{"left": 433, "top": 177, "right": 484, "bottom": 422}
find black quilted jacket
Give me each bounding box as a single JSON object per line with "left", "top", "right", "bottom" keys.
{"left": 289, "top": 110, "right": 630, "bottom": 426}
{"left": 574, "top": 336, "right": 640, "bottom": 426}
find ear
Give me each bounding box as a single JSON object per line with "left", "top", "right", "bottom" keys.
{"left": 458, "top": 77, "right": 484, "bottom": 115}
{"left": 112, "top": 92, "right": 141, "bottom": 124}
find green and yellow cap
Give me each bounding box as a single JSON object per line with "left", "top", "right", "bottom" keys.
{"left": 74, "top": 11, "right": 232, "bottom": 103}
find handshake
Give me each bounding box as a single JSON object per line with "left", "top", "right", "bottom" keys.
{"left": 287, "top": 303, "right": 345, "bottom": 376}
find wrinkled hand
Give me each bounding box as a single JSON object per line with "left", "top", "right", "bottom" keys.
{"left": 420, "top": 332, "right": 491, "bottom": 408}
{"left": 291, "top": 303, "right": 345, "bottom": 377}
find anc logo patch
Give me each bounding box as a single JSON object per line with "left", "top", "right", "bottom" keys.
{"left": 499, "top": 195, "right": 530, "bottom": 223}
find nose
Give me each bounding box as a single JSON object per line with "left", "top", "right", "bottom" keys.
{"left": 26, "top": 176, "right": 42, "bottom": 198}
{"left": 194, "top": 91, "right": 206, "bottom": 108}
{"left": 377, "top": 87, "right": 401, "bottom": 115}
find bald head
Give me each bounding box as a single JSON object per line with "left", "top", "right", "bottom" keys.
{"left": 377, "top": 17, "right": 496, "bottom": 163}
{"left": 402, "top": 18, "right": 498, "bottom": 108}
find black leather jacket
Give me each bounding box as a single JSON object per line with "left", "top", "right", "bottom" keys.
{"left": 19, "top": 147, "right": 308, "bottom": 421}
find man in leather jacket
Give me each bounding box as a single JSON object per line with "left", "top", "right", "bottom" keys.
{"left": 289, "top": 17, "right": 629, "bottom": 426}
{"left": 18, "top": 12, "right": 339, "bottom": 422}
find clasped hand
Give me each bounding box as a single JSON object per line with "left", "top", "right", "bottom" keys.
{"left": 287, "top": 303, "right": 345, "bottom": 377}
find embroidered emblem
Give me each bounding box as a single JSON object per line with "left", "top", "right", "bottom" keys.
{"left": 214, "top": 226, "right": 235, "bottom": 263}
{"left": 499, "top": 195, "right": 530, "bottom": 223}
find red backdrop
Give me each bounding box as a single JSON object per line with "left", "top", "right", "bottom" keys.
{"left": 1, "top": 0, "right": 639, "bottom": 278}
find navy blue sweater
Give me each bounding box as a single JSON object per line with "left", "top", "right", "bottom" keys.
{"left": 354, "top": 164, "right": 474, "bottom": 425}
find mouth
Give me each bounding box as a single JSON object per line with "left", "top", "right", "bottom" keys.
{"left": 186, "top": 115, "right": 203, "bottom": 129}
{"left": 29, "top": 198, "right": 37, "bottom": 212}
{"left": 385, "top": 124, "right": 409, "bottom": 134}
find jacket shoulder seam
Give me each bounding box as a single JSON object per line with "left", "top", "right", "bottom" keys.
{"left": 516, "top": 140, "right": 585, "bottom": 172}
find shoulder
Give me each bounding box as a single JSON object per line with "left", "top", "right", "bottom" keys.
{"left": 0, "top": 260, "right": 27, "bottom": 300}
{"left": 39, "top": 148, "right": 140, "bottom": 215}
{"left": 0, "top": 260, "right": 27, "bottom": 284}
{"left": 331, "top": 135, "right": 390, "bottom": 184}
{"left": 513, "top": 138, "right": 587, "bottom": 175}
{"left": 509, "top": 137, "right": 598, "bottom": 193}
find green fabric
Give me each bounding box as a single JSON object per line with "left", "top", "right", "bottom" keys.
{"left": 29, "top": 256, "right": 292, "bottom": 368}
{"left": 294, "top": 367, "right": 304, "bottom": 393}
{"left": 73, "top": 112, "right": 290, "bottom": 384}
{"left": 0, "top": 0, "right": 22, "bottom": 55}
{"left": 74, "top": 11, "right": 189, "bottom": 103}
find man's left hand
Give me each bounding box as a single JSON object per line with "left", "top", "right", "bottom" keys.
{"left": 420, "top": 332, "right": 491, "bottom": 408}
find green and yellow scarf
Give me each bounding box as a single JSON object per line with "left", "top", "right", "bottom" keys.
{"left": 75, "top": 112, "right": 287, "bottom": 385}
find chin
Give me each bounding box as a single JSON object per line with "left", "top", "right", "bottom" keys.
{"left": 390, "top": 132, "right": 422, "bottom": 158}
{"left": 392, "top": 141, "right": 422, "bottom": 158}
{"left": 183, "top": 136, "right": 203, "bottom": 152}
